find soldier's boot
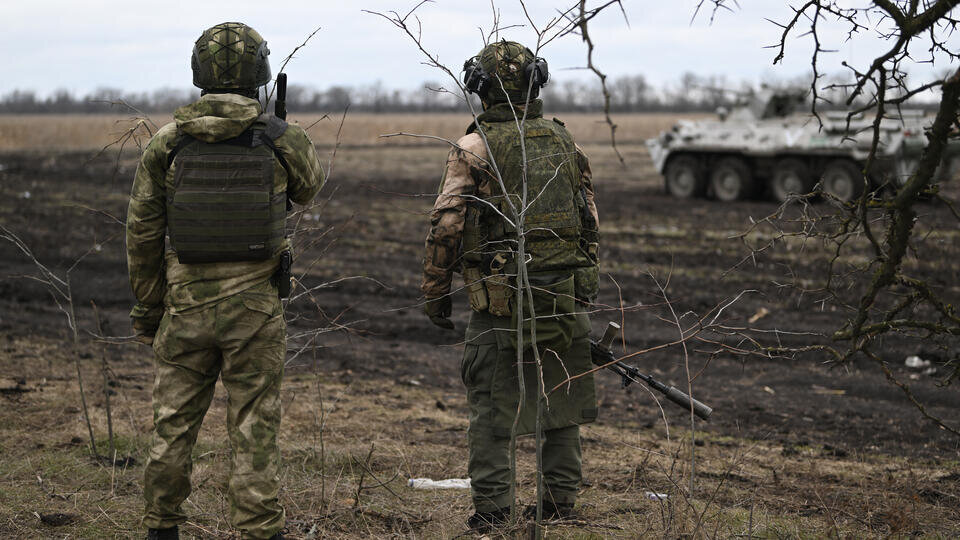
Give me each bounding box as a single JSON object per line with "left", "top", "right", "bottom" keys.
{"left": 523, "top": 501, "right": 577, "bottom": 521}
{"left": 146, "top": 526, "right": 179, "bottom": 540}
{"left": 466, "top": 508, "right": 510, "bottom": 533}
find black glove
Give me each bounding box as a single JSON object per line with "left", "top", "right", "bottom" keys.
{"left": 424, "top": 296, "right": 455, "bottom": 330}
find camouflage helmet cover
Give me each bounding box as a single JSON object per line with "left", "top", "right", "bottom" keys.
{"left": 191, "top": 22, "right": 271, "bottom": 91}
{"left": 472, "top": 40, "right": 542, "bottom": 103}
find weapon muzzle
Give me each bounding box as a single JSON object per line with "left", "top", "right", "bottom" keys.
{"left": 665, "top": 386, "right": 713, "bottom": 420}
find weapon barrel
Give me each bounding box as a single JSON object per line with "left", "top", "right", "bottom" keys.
{"left": 664, "top": 386, "right": 713, "bottom": 420}
{"left": 592, "top": 321, "right": 714, "bottom": 421}
{"left": 275, "top": 73, "right": 291, "bottom": 211}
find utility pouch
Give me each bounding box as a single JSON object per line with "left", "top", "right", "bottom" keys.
{"left": 463, "top": 266, "right": 489, "bottom": 312}
{"left": 275, "top": 250, "right": 292, "bottom": 298}
{"left": 586, "top": 242, "right": 599, "bottom": 263}
{"left": 573, "top": 264, "right": 599, "bottom": 305}
{"left": 510, "top": 274, "right": 577, "bottom": 353}
{"left": 484, "top": 253, "right": 514, "bottom": 317}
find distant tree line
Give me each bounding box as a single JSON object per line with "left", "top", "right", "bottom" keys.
{"left": 0, "top": 87, "right": 198, "bottom": 114}
{"left": 0, "top": 72, "right": 924, "bottom": 114}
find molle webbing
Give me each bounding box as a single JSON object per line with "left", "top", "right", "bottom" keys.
{"left": 472, "top": 116, "right": 585, "bottom": 272}
{"left": 168, "top": 127, "right": 285, "bottom": 263}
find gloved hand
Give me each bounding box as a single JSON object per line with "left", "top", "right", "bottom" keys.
{"left": 131, "top": 318, "right": 157, "bottom": 346}
{"left": 130, "top": 303, "right": 163, "bottom": 347}
{"left": 424, "top": 295, "right": 455, "bottom": 330}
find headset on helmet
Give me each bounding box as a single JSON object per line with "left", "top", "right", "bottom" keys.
{"left": 462, "top": 54, "right": 549, "bottom": 99}
{"left": 462, "top": 56, "right": 491, "bottom": 96}
{"left": 525, "top": 57, "right": 549, "bottom": 88}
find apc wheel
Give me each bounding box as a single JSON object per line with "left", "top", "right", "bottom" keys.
{"left": 664, "top": 155, "right": 706, "bottom": 198}
{"left": 821, "top": 160, "right": 865, "bottom": 202}
{"left": 710, "top": 156, "right": 754, "bottom": 201}
{"left": 770, "top": 158, "right": 813, "bottom": 202}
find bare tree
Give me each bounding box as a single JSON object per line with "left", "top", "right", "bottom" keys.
{"left": 364, "top": 3, "right": 758, "bottom": 536}
{"left": 712, "top": 0, "right": 960, "bottom": 435}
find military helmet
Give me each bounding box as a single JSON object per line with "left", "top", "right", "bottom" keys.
{"left": 191, "top": 22, "right": 271, "bottom": 91}
{"left": 463, "top": 40, "right": 549, "bottom": 103}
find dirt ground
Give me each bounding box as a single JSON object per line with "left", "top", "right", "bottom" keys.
{"left": 0, "top": 113, "right": 958, "bottom": 538}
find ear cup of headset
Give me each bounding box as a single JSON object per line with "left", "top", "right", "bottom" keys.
{"left": 463, "top": 57, "right": 491, "bottom": 97}
{"left": 525, "top": 57, "right": 549, "bottom": 88}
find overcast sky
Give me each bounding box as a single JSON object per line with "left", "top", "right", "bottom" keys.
{"left": 5, "top": 1, "right": 959, "bottom": 97}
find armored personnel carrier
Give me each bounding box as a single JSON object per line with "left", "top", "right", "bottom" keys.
{"left": 646, "top": 90, "right": 939, "bottom": 202}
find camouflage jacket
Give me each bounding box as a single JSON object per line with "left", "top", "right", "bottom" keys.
{"left": 127, "top": 93, "right": 324, "bottom": 329}
{"left": 421, "top": 100, "right": 598, "bottom": 299}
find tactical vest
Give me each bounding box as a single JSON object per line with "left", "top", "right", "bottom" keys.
{"left": 461, "top": 102, "right": 600, "bottom": 353}
{"left": 166, "top": 115, "right": 288, "bottom": 264}
{"left": 462, "top": 103, "right": 594, "bottom": 274}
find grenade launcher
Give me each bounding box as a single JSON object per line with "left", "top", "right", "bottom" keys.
{"left": 591, "top": 322, "right": 713, "bottom": 420}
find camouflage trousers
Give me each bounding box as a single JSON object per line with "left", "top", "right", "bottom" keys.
{"left": 142, "top": 280, "right": 285, "bottom": 540}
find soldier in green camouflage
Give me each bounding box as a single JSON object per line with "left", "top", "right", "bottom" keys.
{"left": 127, "top": 22, "right": 323, "bottom": 540}
{"left": 421, "top": 40, "right": 601, "bottom": 532}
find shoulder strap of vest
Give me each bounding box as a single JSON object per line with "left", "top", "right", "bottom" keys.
{"left": 255, "top": 114, "right": 292, "bottom": 211}
{"left": 166, "top": 132, "right": 194, "bottom": 168}
{"left": 256, "top": 113, "right": 290, "bottom": 174}
{"left": 166, "top": 114, "right": 289, "bottom": 169}
{"left": 260, "top": 114, "right": 288, "bottom": 142}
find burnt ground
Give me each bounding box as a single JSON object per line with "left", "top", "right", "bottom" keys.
{"left": 0, "top": 142, "right": 958, "bottom": 537}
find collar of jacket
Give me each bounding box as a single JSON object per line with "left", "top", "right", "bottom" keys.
{"left": 475, "top": 99, "right": 544, "bottom": 124}
{"left": 174, "top": 93, "right": 263, "bottom": 143}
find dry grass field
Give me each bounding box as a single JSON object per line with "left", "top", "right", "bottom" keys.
{"left": 0, "top": 111, "right": 958, "bottom": 539}
{"left": 0, "top": 112, "right": 690, "bottom": 151}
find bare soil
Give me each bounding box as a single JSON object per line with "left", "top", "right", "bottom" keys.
{"left": 0, "top": 115, "right": 958, "bottom": 537}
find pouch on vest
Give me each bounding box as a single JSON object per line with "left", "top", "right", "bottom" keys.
{"left": 167, "top": 131, "right": 286, "bottom": 264}
{"left": 485, "top": 253, "right": 514, "bottom": 317}
{"left": 509, "top": 274, "right": 577, "bottom": 354}
{"left": 463, "top": 265, "right": 489, "bottom": 312}
{"left": 573, "top": 264, "right": 599, "bottom": 305}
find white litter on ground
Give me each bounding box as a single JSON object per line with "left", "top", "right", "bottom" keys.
{"left": 408, "top": 478, "right": 471, "bottom": 489}
{"left": 905, "top": 355, "right": 931, "bottom": 369}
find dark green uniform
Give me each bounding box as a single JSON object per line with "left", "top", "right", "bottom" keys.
{"left": 422, "top": 95, "right": 600, "bottom": 513}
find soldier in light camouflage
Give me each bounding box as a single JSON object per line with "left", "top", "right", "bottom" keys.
{"left": 421, "top": 40, "right": 600, "bottom": 532}
{"left": 127, "top": 22, "right": 323, "bottom": 540}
